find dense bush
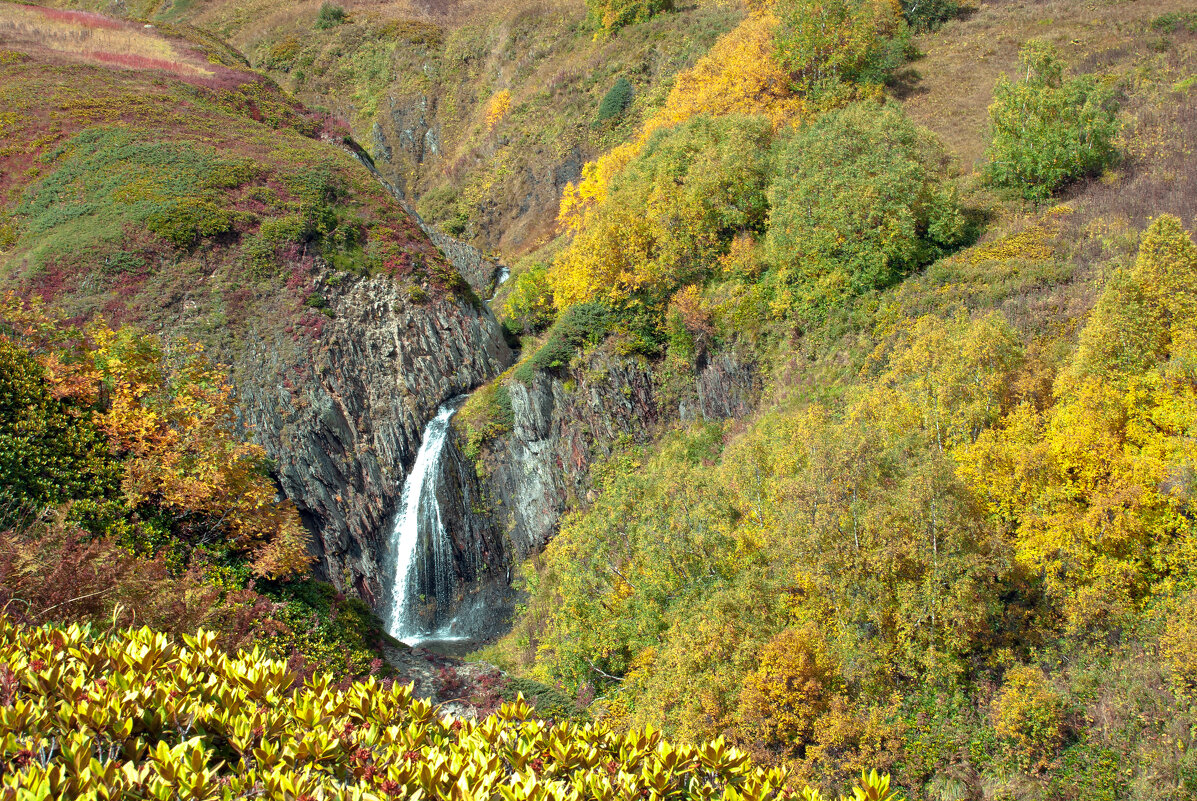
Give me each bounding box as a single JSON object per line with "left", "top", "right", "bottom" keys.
{"left": 766, "top": 101, "right": 966, "bottom": 320}
{"left": 502, "top": 263, "right": 557, "bottom": 335}
{"left": 513, "top": 301, "right": 615, "bottom": 382}
{"left": 586, "top": 0, "right": 673, "bottom": 33}
{"left": 596, "top": 77, "right": 635, "bottom": 123}
{"left": 314, "top": 2, "right": 347, "bottom": 30}
{"left": 0, "top": 340, "right": 117, "bottom": 528}
{"left": 551, "top": 114, "right": 772, "bottom": 308}
{"left": 455, "top": 380, "right": 516, "bottom": 464}
{"left": 991, "top": 665, "right": 1069, "bottom": 767}
{"left": 773, "top": 0, "right": 906, "bottom": 95}
{"left": 0, "top": 299, "right": 310, "bottom": 579}
{"left": 984, "top": 41, "right": 1118, "bottom": 201}
{"left": 145, "top": 197, "right": 235, "bottom": 249}
{"left": 0, "top": 618, "right": 900, "bottom": 801}
{"left": 898, "top": 0, "right": 960, "bottom": 32}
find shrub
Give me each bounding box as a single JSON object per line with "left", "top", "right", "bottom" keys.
{"left": 314, "top": 2, "right": 346, "bottom": 30}
{"left": 550, "top": 114, "right": 773, "bottom": 308}
{"left": 984, "top": 41, "right": 1118, "bottom": 202}
{"left": 1161, "top": 592, "right": 1197, "bottom": 700}
{"left": 0, "top": 213, "right": 15, "bottom": 250}
{"left": 899, "top": 0, "right": 960, "bottom": 32}
{"left": 586, "top": 0, "right": 673, "bottom": 33}
{"left": 0, "top": 618, "right": 850, "bottom": 800}
{"left": 765, "top": 101, "right": 966, "bottom": 320}
{"left": 0, "top": 340, "right": 117, "bottom": 528}
{"left": 486, "top": 89, "right": 512, "bottom": 132}
{"left": 991, "top": 664, "right": 1069, "bottom": 767}
{"left": 513, "top": 301, "right": 614, "bottom": 382}
{"left": 455, "top": 380, "right": 516, "bottom": 463}
{"left": 597, "top": 77, "right": 635, "bottom": 123}
{"left": 773, "top": 0, "right": 906, "bottom": 95}
{"left": 1151, "top": 11, "right": 1197, "bottom": 34}
{"left": 737, "top": 627, "right": 841, "bottom": 759}
{"left": 501, "top": 263, "right": 556, "bottom": 335}
{"left": 145, "top": 197, "right": 235, "bottom": 249}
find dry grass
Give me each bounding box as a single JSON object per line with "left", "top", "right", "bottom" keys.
{"left": 0, "top": 2, "right": 213, "bottom": 78}
{"left": 902, "top": 0, "right": 1195, "bottom": 171}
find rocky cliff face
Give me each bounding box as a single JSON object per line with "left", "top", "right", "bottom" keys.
{"left": 235, "top": 266, "right": 513, "bottom": 605}
{"left": 470, "top": 346, "right": 759, "bottom": 562}
{"left": 346, "top": 145, "right": 508, "bottom": 300}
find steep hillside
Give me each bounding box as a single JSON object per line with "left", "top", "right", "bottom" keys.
{"left": 459, "top": 0, "right": 1197, "bottom": 798}
{"left": 33, "top": 0, "right": 743, "bottom": 253}
{"left": 0, "top": 3, "right": 514, "bottom": 609}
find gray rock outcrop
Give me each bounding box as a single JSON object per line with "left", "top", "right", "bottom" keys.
{"left": 235, "top": 266, "right": 513, "bottom": 604}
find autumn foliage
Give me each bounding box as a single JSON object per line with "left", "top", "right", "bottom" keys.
{"left": 0, "top": 294, "right": 310, "bottom": 580}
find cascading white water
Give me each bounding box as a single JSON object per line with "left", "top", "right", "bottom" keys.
{"left": 384, "top": 401, "right": 460, "bottom": 641}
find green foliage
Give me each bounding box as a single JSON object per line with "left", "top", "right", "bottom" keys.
{"left": 418, "top": 186, "right": 470, "bottom": 237}
{"left": 984, "top": 41, "right": 1118, "bottom": 201}
{"left": 766, "top": 102, "right": 966, "bottom": 321}
{"left": 260, "top": 580, "right": 393, "bottom": 677}
{"left": 587, "top": 0, "right": 674, "bottom": 34}
{"left": 145, "top": 198, "right": 235, "bottom": 249}
{"left": 1151, "top": 11, "right": 1197, "bottom": 34}
{"left": 17, "top": 128, "right": 248, "bottom": 265}
{"left": 0, "top": 341, "right": 117, "bottom": 528}
{"left": 314, "top": 2, "right": 347, "bottom": 30}
{"left": 455, "top": 380, "right": 516, "bottom": 464}
{"left": 502, "top": 263, "right": 557, "bottom": 336}
{"left": 898, "top": 0, "right": 960, "bottom": 32}
{"left": 513, "top": 301, "right": 615, "bottom": 382}
{"left": 773, "top": 0, "right": 907, "bottom": 95}
{"left": 597, "top": 77, "right": 635, "bottom": 123}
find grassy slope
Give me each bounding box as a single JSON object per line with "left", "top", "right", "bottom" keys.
{"left": 36, "top": 0, "right": 743, "bottom": 255}
{"left": 0, "top": 2, "right": 464, "bottom": 359}
{"left": 889, "top": 0, "right": 1197, "bottom": 376}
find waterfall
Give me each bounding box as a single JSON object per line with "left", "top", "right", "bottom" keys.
{"left": 384, "top": 399, "right": 463, "bottom": 642}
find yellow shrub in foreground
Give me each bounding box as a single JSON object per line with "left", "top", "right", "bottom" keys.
{"left": 0, "top": 618, "right": 899, "bottom": 800}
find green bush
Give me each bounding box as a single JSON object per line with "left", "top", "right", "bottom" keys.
{"left": 984, "top": 41, "right": 1118, "bottom": 201}
{"left": 0, "top": 213, "right": 16, "bottom": 250}
{"left": 1151, "top": 11, "right": 1197, "bottom": 34}
{"left": 145, "top": 198, "right": 235, "bottom": 249}
{"left": 314, "top": 2, "right": 346, "bottom": 30}
{"left": 899, "top": 0, "right": 960, "bottom": 31}
{"left": 0, "top": 341, "right": 117, "bottom": 529}
{"left": 586, "top": 0, "right": 673, "bottom": 33}
{"left": 597, "top": 76, "right": 635, "bottom": 122}
{"left": 773, "top": 0, "right": 908, "bottom": 95}
{"left": 501, "top": 263, "right": 556, "bottom": 335}
{"left": 766, "top": 100, "right": 966, "bottom": 320}
{"left": 513, "top": 301, "right": 614, "bottom": 383}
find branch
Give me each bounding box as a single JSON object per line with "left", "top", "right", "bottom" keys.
{"left": 40, "top": 587, "right": 113, "bottom": 616}
{"left": 586, "top": 658, "right": 623, "bottom": 683}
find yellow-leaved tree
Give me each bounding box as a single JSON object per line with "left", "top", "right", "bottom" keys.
{"left": 957, "top": 215, "right": 1197, "bottom": 630}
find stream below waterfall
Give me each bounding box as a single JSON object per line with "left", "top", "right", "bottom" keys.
{"left": 383, "top": 397, "right": 480, "bottom": 653}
